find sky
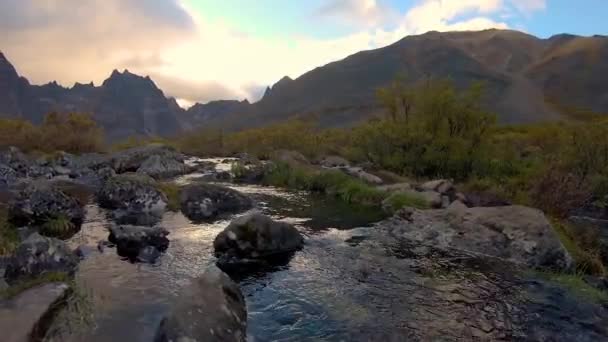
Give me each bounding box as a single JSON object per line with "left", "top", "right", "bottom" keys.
{"left": 0, "top": 0, "right": 606, "bottom": 107}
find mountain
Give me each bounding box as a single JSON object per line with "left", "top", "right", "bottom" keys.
{"left": 185, "top": 99, "right": 250, "bottom": 127}
{"left": 0, "top": 54, "right": 184, "bottom": 140}
{"left": 193, "top": 29, "right": 608, "bottom": 130}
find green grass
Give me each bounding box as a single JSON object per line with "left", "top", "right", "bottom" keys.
{"left": 383, "top": 192, "right": 431, "bottom": 213}
{"left": 39, "top": 215, "right": 76, "bottom": 239}
{"left": 0, "top": 272, "right": 70, "bottom": 300}
{"left": 551, "top": 219, "right": 606, "bottom": 276}
{"left": 156, "top": 182, "right": 182, "bottom": 212}
{"left": 0, "top": 207, "right": 19, "bottom": 256}
{"left": 541, "top": 272, "right": 608, "bottom": 303}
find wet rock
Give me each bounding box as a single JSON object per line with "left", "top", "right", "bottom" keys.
{"left": 108, "top": 225, "right": 169, "bottom": 263}
{"left": 74, "top": 245, "right": 97, "bottom": 260}
{"left": 342, "top": 167, "right": 383, "bottom": 185}
{"left": 320, "top": 155, "right": 350, "bottom": 168}
{"left": 8, "top": 181, "right": 85, "bottom": 237}
{"left": 0, "top": 282, "right": 71, "bottom": 342}
{"left": 4, "top": 233, "right": 78, "bottom": 285}
{"left": 109, "top": 144, "right": 184, "bottom": 174}
{"left": 97, "top": 174, "right": 167, "bottom": 226}
{"left": 420, "top": 179, "right": 454, "bottom": 195}
{"left": 136, "top": 154, "right": 191, "bottom": 179}
{"left": 180, "top": 183, "right": 252, "bottom": 222}
{"left": 154, "top": 265, "right": 247, "bottom": 342}
{"left": 214, "top": 213, "right": 304, "bottom": 271}
{"left": 380, "top": 205, "right": 573, "bottom": 271}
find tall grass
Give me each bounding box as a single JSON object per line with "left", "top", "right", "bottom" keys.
{"left": 0, "top": 207, "right": 19, "bottom": 256}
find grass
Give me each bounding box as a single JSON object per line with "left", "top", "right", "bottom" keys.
{"left": 0, "top": 207, "right": 19, "bottom": 256}
{"left": 156, "top": 182, "right": 182, "bottom": 212}
{"left": 540, "top": 272, "right": 608, "bottom": 304}
{"left": 383, "top": 192, "right": 431, "bottom": 213}
{"left": 0, "top": 272, "right": 70, "bottom": 300}
{"left": 551, "top": 219, "right": 606, "bottom": 276}
{"left": 39, "top": 215, "right": 76, "bottom": 239}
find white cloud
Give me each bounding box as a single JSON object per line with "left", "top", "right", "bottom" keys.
{"left": 0, "top": 0, "right": 547, "bottom": 105}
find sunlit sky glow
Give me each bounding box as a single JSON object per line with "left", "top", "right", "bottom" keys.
{"left": 1, "top": 0, "right": 606, "bottom": 107}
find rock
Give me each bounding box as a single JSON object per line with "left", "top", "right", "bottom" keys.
{"left": 8, "top": 181, "right": 85, "bottom": 238}
{"left": 0, "top": 147, "right": 30, "bottom": 176}
{"left": 441, "top": 195, "right": 451, "bottom": 208}
{"left": 180, "top": 183, "right": 252, "bottom": 222}
{"left": 464, "top": 191, "right": 511, "bottom": 207}
{"left": 97, "top": 174, "right": 167, "bottom": 225}
{"left": 0, "top": 282, "right": 71, "bottom": 342}
{"left": 0, "top": 164, "right": 18, "bottom": 189}
{"left": 414, "top": 190, "right": 443, "bottom": 208}
{"left": 234, "top": 152, "right": 259, "bottom": 165}
{"left": 377, "top": 182, "right": 412, "bottom": 193}
{"left": 343, "top": 167, "right": 383, "bottom": 185}
{"left": 154, "top": 265, "right": 247, "bottom": 342}
{"left": 74, "top": 245, "right": 97, "bottom": 260}
{"left": 447, "top": 200, "right": 468, "bottom": 215}
{"left": 214, "top": 213, "right": 304, "bottom": 271}
{"left": 231, "top": 162, "right": 268, "bottom": 184}
{"left": 109, "top": 144, "right": 184, "bottom": 174}
{"left": 4, "top": 233, "right": 78, "bottom": 285}
{"left": 108, "top": 225, "right": 169, "bottom": 262}
{"left": 381, "top": 205, "right": 573, "bottom": 271}
{"left": 272, "top": 150, "right": 310, "bottom": 167}
{"left": 420, "top": 179, "right": 454, "bottom": 195}
{"left": 320, "top": 155, "right": 350, "bottom": 168}
{"left": 136, "top": 154, "right": 191, "bottom": 179}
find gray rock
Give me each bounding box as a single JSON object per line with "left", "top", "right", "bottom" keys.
{"left": 154, "top": 265, "right": 247, "bottom": 342}
{"left": 136, "top": 154, "right": 191, "bottom": 179}
{"left": 8, "top": 182, "right": 85, "bottom": 238}
{"left": 0, "top": 282, "right": 71, "bottom": 342}
{"left": 4, "top": 233, "right": 78, "bottom": 285}
{"left": 377, "top": 182, "right": 412, "bottom": 193}
{"left": 320, "top": 155, "right": 350, "bottom": 168}
{"left": 97, "top": 174, "right": 167, "bottom": 226}
{"left": 343, "top": 167, "right": 383, "bottom": 185}
{"left": 109, "top": 144, "right": 184, "bottom": 174}
{"left": 0, "top": 164, "right": 17, "bottom": 189}
{"left": 234, "top": 152, "right": 259, "bottom": 165}
{"left": 180, "top": 183, "right": 252, "bottom": 222}
{"left": 0, "top": 147, "right": 29, "bottom": 176}
{"left": 420, "top": 179, "right": 454, "bottom": 195}
{"left": 380, "top": 205, "right": 573, "bottom": 271}
{"left": 108, "top": 225, "right": 169, "bottom": 263}
{"left": 214, "top": 213, "right": 304, "bottom": 271}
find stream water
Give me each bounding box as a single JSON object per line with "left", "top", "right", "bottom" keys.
{"left": 50, "top": 161, "right": 386, "bottom": 341}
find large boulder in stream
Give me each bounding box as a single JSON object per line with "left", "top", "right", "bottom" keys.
{"left": 136, "top": 154, "right": 191, "bottom": 179}
{"left": 108, "top": 225, "right": 169, "bottom": 263}
{"left": 214, "top": 213, "right": 304, "bottom": 272}
{"left": 155, "top": 265, "right": 247, "bottom": 342}
{"left": 179, "top": 183, "right": 252, "bottom": 222}
{"left": 4, "top": 233, "right": 79, "bottom": 285}
{"left": 109, "top": 144, "right": 185, "bottom": 174}
{"left": 0, "top": 282, "right": 71, "bottom": 342}
{"left": 97, "top": 174, "right": 167, "bottom": 225}
{"left": 8, "top": 181, "right": 85, "bottom": 237}
{"left": 384, "top": 205, "right": 573, "bottom": 271}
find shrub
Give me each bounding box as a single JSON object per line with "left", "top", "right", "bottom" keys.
{"left": 156, "top": 182, "right": 182, "bottom": 212}
{"left": 39, "top": 215, "right": 76, "bottom": 239}
{"left": 384, "top": 192, "right": 431, "bottom": 213}
{"left": 0, "top": 207, "right": 19, "bottom": 256}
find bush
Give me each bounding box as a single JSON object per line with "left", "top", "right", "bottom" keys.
{"left": 383, "top": 192, "right": 431, "bottom": 213}
{"left": 156, "top": 182, "right": 182, "bottom": 212}
{"left": 0, "top": 207, "right": 19, "bottom": 256}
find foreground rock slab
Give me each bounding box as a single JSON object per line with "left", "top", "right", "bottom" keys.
{"left": 214, "top": 213, "right": 304, "bottom": 272}
{"left": 0, "top": 282, "right": 70, "bottom": 342}
{"left": 180, "top": 183, "right": 252, "bottom": 222}
{"left": 4, "top": 233, "right": 78, "bottom": 285}
{"left": 384, "top": 205, "right": 573, "bottom": 271}
{"left": 155, "top": 266, "right": 247, "bottom": 342}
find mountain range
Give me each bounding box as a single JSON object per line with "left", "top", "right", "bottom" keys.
{"left": 1, "top": 29, "right": 607, "bottom": 140}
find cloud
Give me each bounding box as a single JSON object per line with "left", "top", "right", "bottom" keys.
{"left": 315, "top": 0, "right": 399, "bottom": 28}
{"left": 0, "top": 0, "right": 547, "bottom": 106}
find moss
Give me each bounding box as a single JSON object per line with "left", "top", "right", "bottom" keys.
{"left": 156, "top": 182, "right": 182, "bottom": 212}
{"left": 0, "top": 272, "right": 70, "bottom": 300}
{"left": 0, "top": 207, "right": 19, "bottom": 256}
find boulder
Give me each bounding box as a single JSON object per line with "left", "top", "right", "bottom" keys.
{"left": 214, "top": 213, "right": 304, "bottom": 271}
{"left": 0, "top": 147, "right": 30, "bottom": 176}
{"left": 108, "top": 225, "right": 169, "bottom": 263}
{"left": 0, "top": 164, "right": 17, "bottom": 189}
{"left": 4, "top": 233, "right": 79, "bottom": 285}
{"left": 343, "top": 167, "right": 383, "bottom": 185}
{"left": 136, "top": 154, "right": 191, "bottom": 179}
{"left": 8, "top": 182, "right": 85, "bottom": 237}
{"left": 109, "top": 144, "right": 184, "bottom": 174}
{"left": 382, "top": 205, "right": 573, "bottom": 271}
{"left": 0, "top": 282, "right": 71, "bottom": 342}
{"left": 320, "top": 156, "right": 350, "bottom": 168}
{"left": 272, "top": 150, "right": 310, "bottom": 167}
{"left": 420, "top": 179, "right": 454, "bottom": 195}
{"left": 97, "top": 174, "right": 167, "bottom": 225}
{"left": 154, "top": 266, "right": 247, "bottom": 342}
{"left": 180, "top": 183, "right": 252, "bottom": 222}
